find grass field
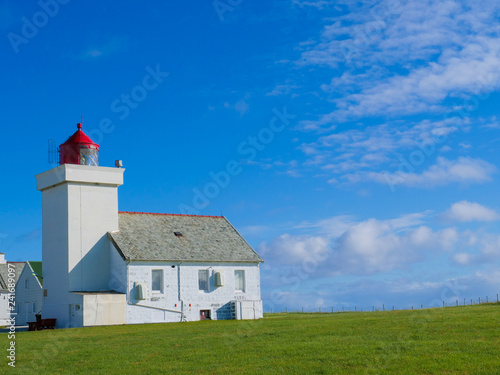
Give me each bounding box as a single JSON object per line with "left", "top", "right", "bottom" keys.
{"left": 4, "top": 303, "right": 500, "bottom": 374}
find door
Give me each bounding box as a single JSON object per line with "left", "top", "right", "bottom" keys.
{"left": 69, "top": 304, "right": 76, "bottom": 328}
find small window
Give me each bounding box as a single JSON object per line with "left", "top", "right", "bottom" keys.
{"left": 25, "top": 279, "right": 28, "bottom": 289}
{"left": 235, "top": 270, "right": 245, "bottom": 292}
{"left": 32, "top": 302, "right": 36, "bottom": 313}
{"left": 198, "top": 270, "right": 209, "bottom": 292}
{"left": 152, "top": 270, "right": 163, "bottom": 293}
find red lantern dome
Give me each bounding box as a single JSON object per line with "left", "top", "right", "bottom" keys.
{"left": 59, "top": 123, "right": 100, "bottom": 166}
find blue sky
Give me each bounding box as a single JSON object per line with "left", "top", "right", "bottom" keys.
{"left": 1, "top": 0, "right": 500, "bottom": 312}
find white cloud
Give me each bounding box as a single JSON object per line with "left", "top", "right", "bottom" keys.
{"left": 77, "top": 37, "right": 129, "bottom": 60}
{"left": 266, "top": 82, "right": 300, "bottom": 96}
{"left": 296, "top": 1, "right": 500, "bottom": 125}
{"left": 299, "top": 117, "right": 462, "bottom": 179}
{"left": 234, "top": 99, "right": 249, "bottom": 116}
{"left": 261, "top": 213, "right": 457, "bottom": 276}
{"left": 224, "top": 96, "right": 250, "bottom": 116}
{"left": 349, "top": 157, "right": 496, "bottom": 189}
{"left": 238, "top": 225, "right": 271, "bottom": 237}
{"left": 294, "top": 215, "right": 357, "bottom": 237}
{"left": 292, "top": 0, "right": 339, "bottom": 9}
{"left": 453, "top": 253, "right": 473, "bottom": 265}
{"left": 259, "top": 233, "right": 329, "bottom": 265}
{"left": 441, "top": 201, "right": 500, "bottom": 223}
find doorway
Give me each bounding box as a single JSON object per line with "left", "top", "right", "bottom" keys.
{"left": 200, "top": 310, "right": 211, "bottom": 320}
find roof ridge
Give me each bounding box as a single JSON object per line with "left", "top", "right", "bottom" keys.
{"left": 119, "top": 211, "right": 224, "bottom": 219}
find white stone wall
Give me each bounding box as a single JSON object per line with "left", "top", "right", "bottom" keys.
{"left": 14, "top": 262, "right": 43, "bottom": 325}
{"left": 125, "top": 260, "right": 262, "bottom": 324}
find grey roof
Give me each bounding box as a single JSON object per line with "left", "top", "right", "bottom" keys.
{"left": 0, "top": 262, "right": 26, "bottom": 292}
{"left": 109, "top": 212, "right": 263, "bottom": 263}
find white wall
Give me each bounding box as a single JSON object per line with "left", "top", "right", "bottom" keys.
{"left": 14, "top": 262, "right": 43, "bottom": 325}
{"left": 0, "top": 293, "right": 10, "bottom": 325}
{"left": 82, "top": 293, "right": 126, "bottom": 326}
{"left": 124, "top": 260, "right": 262, "bottom": 324}
{"left": 36, "top": 164, "right": 124, "bottom": 328}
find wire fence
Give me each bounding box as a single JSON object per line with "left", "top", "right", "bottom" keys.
{"left": 266, "top": 293, "right": 500, "bottom": 314}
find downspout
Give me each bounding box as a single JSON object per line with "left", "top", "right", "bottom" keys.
{"left": 126, "top": 259, "right": 130, "bottom": 304}
{"left": 178, "top": 260, "right": 186, "bottom": 322}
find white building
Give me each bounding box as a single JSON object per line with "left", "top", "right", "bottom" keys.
{"left": 35, "top": 123, "right": 263, "bottom": 328}
{"left": 0, "top": 253, "right": 25, "bottom": 326}
{"left": 14, "top": 261, "right": 43, "bottom": 325}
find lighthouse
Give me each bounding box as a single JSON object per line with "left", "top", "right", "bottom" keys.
{"left": 59, "top": 122, "right": 100, "bottom": 166}
{"left": 35, "top": 122, "right": 125, "bottom": 328}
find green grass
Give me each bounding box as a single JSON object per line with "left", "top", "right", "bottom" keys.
{"left": 4, "top": 304, "right": 500, "bottom": 374}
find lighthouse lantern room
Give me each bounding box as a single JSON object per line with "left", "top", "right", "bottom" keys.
{"left": 59, "top": 123, "right": 99, "bottom": 166}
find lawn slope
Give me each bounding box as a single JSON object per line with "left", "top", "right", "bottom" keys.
{"left": 5, "top": 304, "right": 500, "bottom": 374}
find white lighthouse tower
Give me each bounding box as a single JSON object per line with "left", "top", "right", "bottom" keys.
{"left": 35, "top": 123, "right": 125, "bottom": 328}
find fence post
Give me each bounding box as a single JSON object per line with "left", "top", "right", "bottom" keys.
{"left": 383, "top": 304, "right": 385, "bottom": 311}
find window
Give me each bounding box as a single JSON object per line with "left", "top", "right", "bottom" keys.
{"left": 32, "top": 302, "right": 36, "bottom": 313}
{"left": 198, "top": 270, "right": 209, "bottom": 292}
{"left": 25, "top": 279, "right": 28, "bottom": 289}
{"left": 152, "top": 270, "right": 163, "bottom": 293}
{"left": 80, "top": 147, "right": 99, "bottom": 166}
{"left": 235, "top": 270, "right": 245, "bottom": 292}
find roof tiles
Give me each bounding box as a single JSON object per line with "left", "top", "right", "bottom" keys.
{"left": 109, "top": 212, "right": 263, "bottom": 263}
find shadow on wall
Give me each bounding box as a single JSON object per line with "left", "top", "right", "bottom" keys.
{"left": 68, "top": 234, "right": 110, "bottom": 292}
